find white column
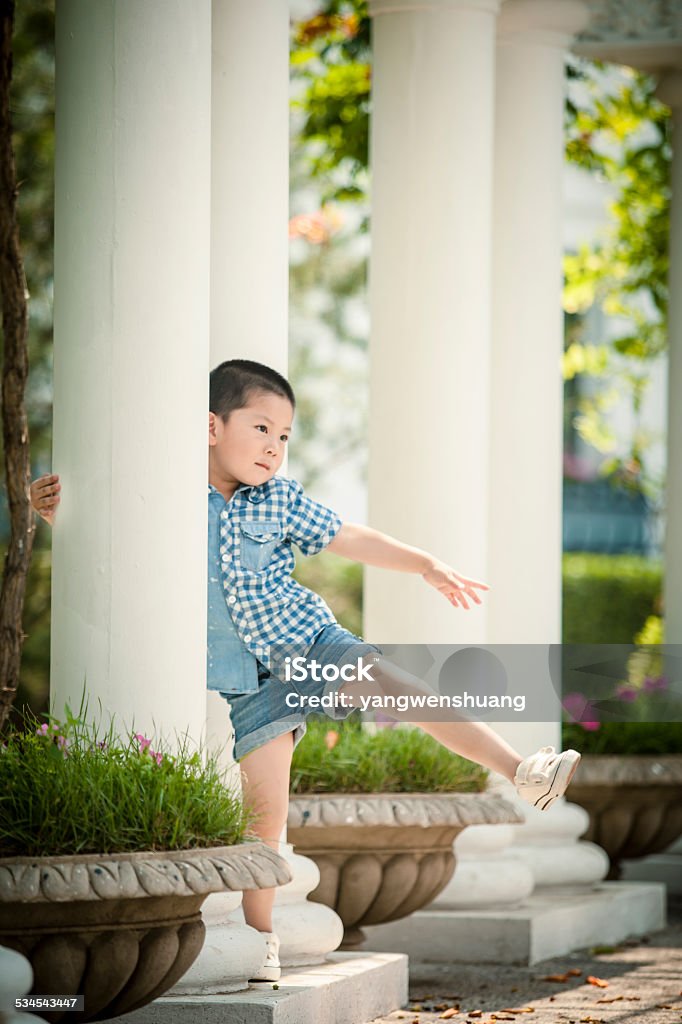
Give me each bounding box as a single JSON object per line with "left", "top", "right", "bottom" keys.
{"left": 488, "top": 0, "right": 587, "bottom": 755}
{"left": 51, "top": 0, "right": 211, "bottom": 743}
{"left": 658, "top": 71, "right": 682, "bottom": 643}
{"left": 0, "top": 946, "right": 46, "bottom": 1024}
{"left": 366, "top": 0, "right": 500, "bottom": 645}
{"left": 486, "top": 0, "right": 607, "bottom": 889}
{"left": 210, "top": 0, "right": 289, "bottom": 371}
{"left": 208, "top": 0, "right": 344, "bottom": 974}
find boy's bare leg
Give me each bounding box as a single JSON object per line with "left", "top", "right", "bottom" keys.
{"left": 339, "top": 658, "right": 524, "bottom": 783}
{"left": 239, "top": 730, "right": 295, "bottom": 933}
{"left": 409, "top": 718, "right": 523, "bottom": 782}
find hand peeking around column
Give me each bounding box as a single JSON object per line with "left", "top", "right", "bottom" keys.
{"left": 30, "top": 473, "right": 60, "bottom": 526}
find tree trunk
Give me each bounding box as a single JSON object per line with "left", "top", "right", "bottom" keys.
{"left": 0, "top": 0, "right": 35, "bottom": 729}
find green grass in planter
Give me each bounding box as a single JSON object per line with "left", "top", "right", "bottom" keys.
{"left": 290, "top": 715, "right": 488, "bottom": 794}
{"left": 0, "top": 709, "right": 254, "bottom": 857}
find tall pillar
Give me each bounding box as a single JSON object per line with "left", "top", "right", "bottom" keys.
{"left": 209, "top": 0, "right": 344, "bottom": 977}
{"left": 486, "top": 0, "right": 606, "bottom": 889}
{"left": 366, "top": 0, "right": 500, "bottom": 645}
{"left": 210, "top": 0, "right": 289, "bottom": 371}
{"left": 489, "top": 0, "right": 587, "bottom": 757}
{"left": 51, "top": 0, "right": 211, "bottom": 743}
{"left": 658, "top": 71, "right": 682, "bottom": 643}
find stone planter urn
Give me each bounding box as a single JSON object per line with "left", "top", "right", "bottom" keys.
{"left": 288, "top": 790, "right": 521, "bottom": 948}
{"left": 566, "top": 755, "right": 682, "bottom": 878}
{"left": 0, "top": 843, "right": 290, "bottom": 1023}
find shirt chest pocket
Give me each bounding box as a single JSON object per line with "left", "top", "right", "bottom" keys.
{"left": 238, "top": 519, "right": 284, "bottom": 572}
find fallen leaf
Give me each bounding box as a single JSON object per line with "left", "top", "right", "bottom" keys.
{"left": 549, "top": 998, "right": 556, "bottom": 1003}
{"left": 655, "top": 1006, "right": 674, "bottom": 1010}
{"left": 579, "top": 1017, "right": 605, "bottom": 1023}
{"left": 440, "top": 1011, "right": 459, "bottom": 1020}
{"left": 596, "top": 997, "right": 623, "bottom": 1003}
{"left": 586, "top": 977, "right": 608, "bottom": 989}
{"left": 567, "top": 970, "right": 582, "bottom": 977}
{"left": 498, "top": 1009, "right": 535, "bottom": 1014}
{"left": 543, "top": 974, "right": 572, "bottom": 983}
{"left": 467, "top": 1012, "right": 483, "bottom": 1018}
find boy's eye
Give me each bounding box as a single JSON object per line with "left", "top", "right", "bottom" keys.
{"left": 256, "top": 425, "right": 268, "bottom": 433}
{"left": 280, "top": 435, "right": 289, "bottom": 443}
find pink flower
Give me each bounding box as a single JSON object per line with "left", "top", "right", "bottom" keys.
{"left": 36, "top": 723, "right": 49, "bottom": 736}
{"left": 615, "top": 684, "right": 639, "bottom": 702}
{"left": 562, "top": 691, "right": 600, "bottom": 731}
{"left": 134, "top": 733, "right": 152, "bottom": 752}
{"left": 149, "top": 749, "right": 163, "bottom": 766}
{"left": 643, "top": 675, "right": 668, "bottom": 693}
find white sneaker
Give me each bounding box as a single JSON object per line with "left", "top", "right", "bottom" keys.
{"left": 514, "top": 746, "right": 581, "bottom": 812}
{"left": 248, "top": 931, "right": 281, "bottom": 985}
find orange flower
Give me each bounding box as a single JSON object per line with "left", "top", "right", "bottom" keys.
{"left": 325, "top": 730, "right": 339, "bottom": 750}
{"left": 288, "top": 206, "right": 344, "bottom": 245}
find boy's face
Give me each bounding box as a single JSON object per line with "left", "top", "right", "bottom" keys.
{"left": 209, "top": 390, "right": 294, "bottom": 487}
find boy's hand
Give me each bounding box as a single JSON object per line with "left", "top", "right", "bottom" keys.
{"left": 30, "top": 473, "right": 60, "bottom": 525}
{"left": 422, "top": 560, "right": 489, "bottom": 611}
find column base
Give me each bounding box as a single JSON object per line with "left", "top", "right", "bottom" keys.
{"left": 107, "top": 951, "right": 408, "bottom": 1024}
{"left": 363, "top": 881, "right": 666, "bottom": 965}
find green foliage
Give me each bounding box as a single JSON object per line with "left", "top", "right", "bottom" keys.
{"left": 563, "top": 61, "right": 670, "bottom": 497}
{"left": 290, "top": 714, "right": 488, "bottom": 793}
{"left": 291, "top": 1, "right": 370, "bottom": 203}
{"left": 563, "top": 720, "right": 682, "bottom": 755}
{"left": 293, "top": 549, "right": 363, "bottom": 635}
{"left": 562, "top": 552, "right": 662, "bottom": 643}
{"left": 0, "top": 703, "right": 253, "bottom": 857}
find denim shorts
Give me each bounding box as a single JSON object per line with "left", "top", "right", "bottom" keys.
{"left": 219, "top": 623, "right": 382, "bottom": 761}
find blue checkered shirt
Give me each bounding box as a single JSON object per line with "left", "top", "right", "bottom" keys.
{"left": 207, "top": 476, "right": 342, "bottom": 681}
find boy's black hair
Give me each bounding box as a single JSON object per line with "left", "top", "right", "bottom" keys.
{"left": 210, "top": 359, "right": 296, "bottom": 421}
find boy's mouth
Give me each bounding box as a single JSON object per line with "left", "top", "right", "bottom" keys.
{"left": 255, "top": 462, "right": 271, "bottom": 471}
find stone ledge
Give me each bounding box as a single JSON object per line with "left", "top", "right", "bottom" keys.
{"left": 288, "top": 790, "right": 523, "bottom": 829}
{"left": 106, "top": 951, "right": 408, "bottom": 1024}
{"left": 363, "top": 882, "right": 666, "bottom": 965}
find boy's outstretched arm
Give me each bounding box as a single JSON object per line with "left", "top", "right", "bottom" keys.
{"left": 326, "top": 522, "right": 488, "bottom": 611}
{"left": 30, "top": 473, "right": 60, "bottom": 525}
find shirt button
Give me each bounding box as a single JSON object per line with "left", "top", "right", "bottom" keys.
{"left": 227, "top": 595, "right": 236, "bottom": 605}
{"left": 220, "top": 511, "right": 228, "bottom": 520}
{"left": 244, "top": 634, "right": 252, "bottom": 643}
{"left": 222, "top": 554, "right": 229, "bottom": 562}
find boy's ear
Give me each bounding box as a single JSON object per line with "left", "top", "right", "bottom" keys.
{"left": 208, "top": 412, "right": 219, "bottom": 446}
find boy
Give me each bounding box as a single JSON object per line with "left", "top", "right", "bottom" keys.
{"left": 32, "top": 358, "right": 580, "bottom": 983}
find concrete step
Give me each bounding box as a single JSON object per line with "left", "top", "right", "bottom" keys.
{"left": 363, "top": 882, "right": 666, "bottom": 966}
{"left": 107, "top": 951, "right": 407, "bottom": 1024}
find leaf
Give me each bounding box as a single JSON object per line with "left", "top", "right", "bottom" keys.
{"left": 586, "top": 977, "right": 609, "bottom": 988}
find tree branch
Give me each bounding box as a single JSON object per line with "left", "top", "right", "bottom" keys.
{"left": 0, "top": 0, "right": 35, "bottom": 729}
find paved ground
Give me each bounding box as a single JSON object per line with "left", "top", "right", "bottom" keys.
{"left": 368, "top": 896, "right": 682, "bottom": 1024}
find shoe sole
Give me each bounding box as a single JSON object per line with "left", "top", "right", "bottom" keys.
{"left": 534, "top": 750, "right": 581, "bottom": 811}
{"left": 248, "top": 967, "right": 281, "bottom": 985}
